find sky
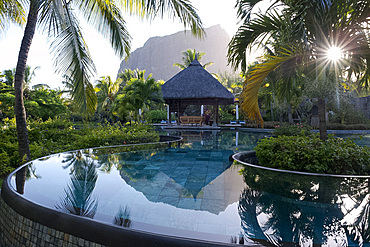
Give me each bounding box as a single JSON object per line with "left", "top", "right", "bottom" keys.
{"left": 0, "top": 0, "right": 240, "bottom": 89}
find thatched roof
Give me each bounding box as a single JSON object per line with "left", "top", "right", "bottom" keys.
{"left": 162, "top": 59, "right": 234, "bottom": 105}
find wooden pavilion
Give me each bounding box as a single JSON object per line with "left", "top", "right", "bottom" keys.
{"left": 161, "top": 58, "right": 234, "bottom": 125}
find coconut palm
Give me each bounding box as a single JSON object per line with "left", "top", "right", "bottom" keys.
{"left": 228, "top": 0, "right": 370, "bottom": 140}
{"left": 4, "top": 0, "right": 203, "bottom": 167}
{"left": 173, "top": 49, "right": 213, "bottom": 70}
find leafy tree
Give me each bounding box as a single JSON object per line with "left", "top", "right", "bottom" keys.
{"left": 0, "top": 84, "right": 68, "bottom": 120}
{"left": 25, "top": 87, "right": 68, "bottom": 120}
{"left": 3, "top": 0, "right": 203, "bottom": 167}
{"left": 228, "top": 0, "right": 370, "bottom": 140}
{"left": 173, "top": 49, "right": 213, "bottom": 70}
{"left": 0, "top": 82, "right": 15, "bottom": 117}
{"left": 2, "top": 69, "right": 15, "bottom": 87}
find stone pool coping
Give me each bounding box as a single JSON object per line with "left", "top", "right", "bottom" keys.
{"left": 233, "top": 150, "right": 370, "bottom": 178}
{"left": 0, "top": 136, "right": 263, "bottom": 247}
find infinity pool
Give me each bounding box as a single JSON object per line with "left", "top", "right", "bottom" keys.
{"left": 4, "top": 130, "right": 370, "bottom": 246}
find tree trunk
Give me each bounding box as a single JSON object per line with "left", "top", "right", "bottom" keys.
{"left": 14, "top": 1, "right": 38, "bottom": 164}
{"left": 288, "top": 104, "right": 293, "bottom": 124}
{"left": 318, "top": 98, "right": 327, "bottom": 140}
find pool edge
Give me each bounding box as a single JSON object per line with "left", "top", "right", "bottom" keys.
{"left": 0, "top": 137, "right": 264, "bottom": 247}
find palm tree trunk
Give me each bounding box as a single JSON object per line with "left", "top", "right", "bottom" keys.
{"left": 14, "top": 1, "right": 38, "bottom": 164}
{"left": 288, "top": 104, "right": 293, "bottom": 124}
{"left": 318, "top": 98, "right": 327, "bottom": 141}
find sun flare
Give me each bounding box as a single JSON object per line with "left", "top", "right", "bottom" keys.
{"left": 327, "top": 46, "right": 342, "bottom": 62}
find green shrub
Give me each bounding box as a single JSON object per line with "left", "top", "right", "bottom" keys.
{"left": 255, "top": 135, "right": 370, "bottom": 175}
{"left": 273, "top": 123, "right": 312, "bottom": 137}
{"left": 0, "top": 119, "right": 160, "bottom": 177}
{"left": 145, "top": 110, "right": 167, "bottom": 123}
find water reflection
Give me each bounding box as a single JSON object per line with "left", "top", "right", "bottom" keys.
{"left": 238, "top": 163, "right": 370, "bottom": 246}
{"left": 113, "top": 206, "right": 132, "bottom": 228}
{"left": 163, "top": 130, "right": 266, "bottom": 152}
{"left": 56, "top": 151, "right": 98, "bottom": 218}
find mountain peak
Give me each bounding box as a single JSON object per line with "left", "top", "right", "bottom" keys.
{"left": 117, "top": 25, "right": 233, "bottom": 81}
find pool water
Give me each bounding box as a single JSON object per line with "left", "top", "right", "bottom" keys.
{"left": 9, "top": 130, "right": 370, "bottom": 246}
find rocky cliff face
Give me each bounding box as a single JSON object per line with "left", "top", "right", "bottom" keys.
{"left": 117, "top": 25, "right": 233, "bottom": 81}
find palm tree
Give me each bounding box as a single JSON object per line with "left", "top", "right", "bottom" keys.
{"left": 121, "top": 73, "right": 163, "bottom": 122}
{"left": 173, "top": 49, "right": 213, "bottom": 70}
{"left": 4, "top": 0, "right": 203, "bottom": 166}
{"left": 95, "top": 75, "right": 121, "bottom": 117}
{"left": 228, "top": 0, "right": 370, "bottom": 140}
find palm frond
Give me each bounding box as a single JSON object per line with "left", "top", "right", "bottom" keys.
{"left": 140, "top": 0, "right": 204, "bottom": 38}
{"left": 241, "top": 54, "right": 295, "bottom": 126}
{"left": 228, "top": 11, "right": 286, "bottom": 72}
{"left": 48, "top": 2, "right": 97, "bottom": 117}
{"left": 75, "top": 0, "right": 131, "bottom": 58}
{"left": 0, "top": 0, "right": 26, "bottom": 32}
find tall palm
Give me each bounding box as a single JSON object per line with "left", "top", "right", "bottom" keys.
{"left": 4, "top": 0, "right": 203, "bottom": 167}
{"left": 228, "top": 0, "right": 370, "bottom": 140}
{"left": 173, "top": 48, "right": 213, "bottom": 70}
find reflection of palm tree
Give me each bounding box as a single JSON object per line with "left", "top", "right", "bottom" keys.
{"left": 113, "top": 206, "right": 132, "bottom": 228}
{"left": 57, "top": 155, "right": 98, "bottom": 218}
{"left": 238, "top": 186, "right": 269, "bottom": 243}
{"left": 238, "top": 165, "right": 367, "bottom": 245}
{"left": 96, "top": 153, "right": 120, "bottom": 173}
{"left": 345, "top": 195, "right": 370, "bottom": 246}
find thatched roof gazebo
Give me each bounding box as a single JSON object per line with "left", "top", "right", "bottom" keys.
{"left": 162, "top": 58, "right": 234, "bottom": 125}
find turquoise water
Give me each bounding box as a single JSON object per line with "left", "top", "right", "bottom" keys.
{"left": 9, "top": 130, "right": 370, "bottom": 246}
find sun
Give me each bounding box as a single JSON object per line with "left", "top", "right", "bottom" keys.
{"left": 326, "top": 46, "right": 342, "bottom": 62}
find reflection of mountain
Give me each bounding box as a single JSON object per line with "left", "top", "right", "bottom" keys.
{"left": 117, "top": 147, "right": 244, "bottom": 214}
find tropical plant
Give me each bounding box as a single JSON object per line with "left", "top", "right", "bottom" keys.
{"left": 95, "top": 75, "right": 121, "bottom": 118}
{"left": 217, "top": 71, "right": 243, "bottom": 96}
{"left": 255, "top": 135, "right": 370, "bottom": 174}
{"left": 1, "top": 69, "right": 15, "bottom": 87}
{"left": 3, "top": 0, "right": 203, "bottom": 168}
{"left": 228, "top": 0, "right": 370, "bottom": 140}
{"left": 25, "top": 87, "right": 68, "bottom": 120}
{"left": 115, "top": 72, "right": 164, "bottom": 123}
{"left": 0, "top": 0, "right": 25, "bottom": 32}
{"left": 173, "top": 49, "right": 213, "bottom": 70}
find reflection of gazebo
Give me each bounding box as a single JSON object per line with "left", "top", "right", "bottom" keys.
{"left": 116, "top": 146, "right": 244, "bottom": 214}
{"left": 162, "top": 58, "right": 234, "bottom": 125}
